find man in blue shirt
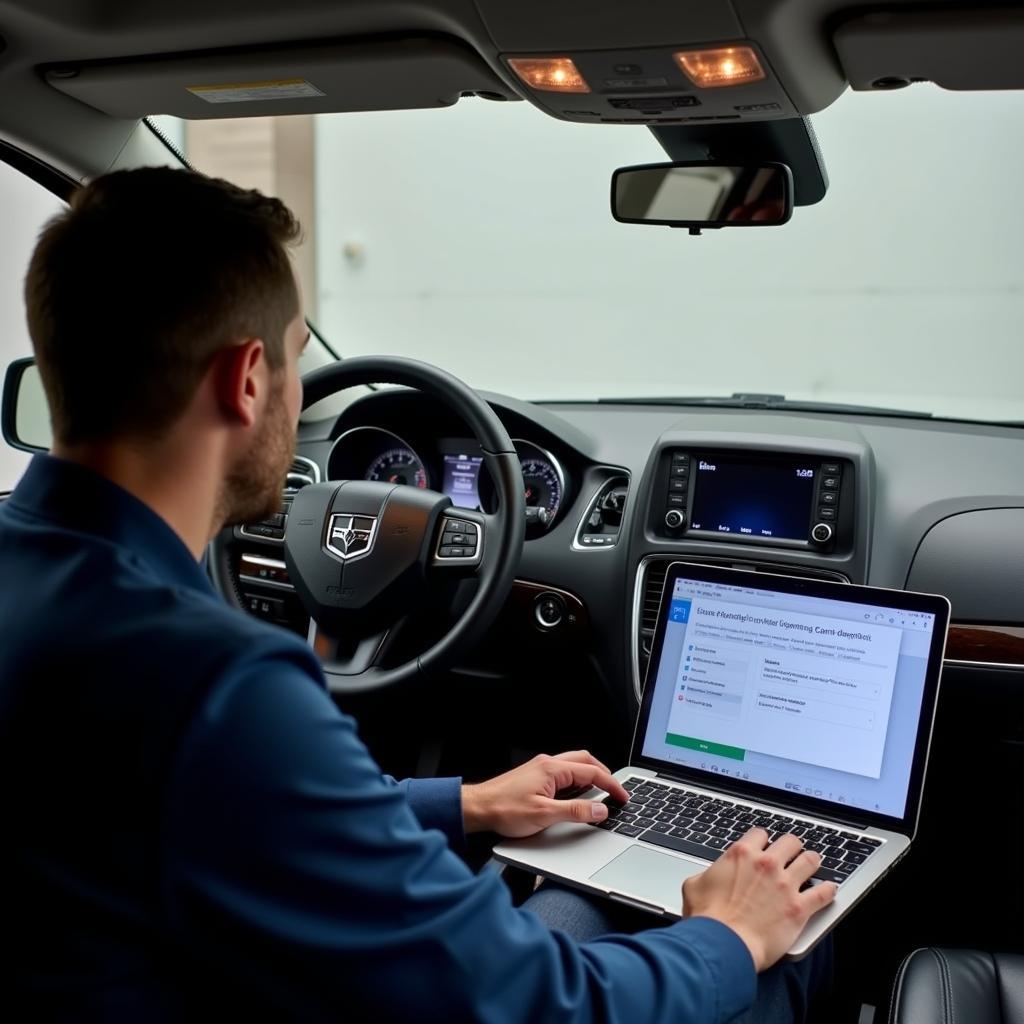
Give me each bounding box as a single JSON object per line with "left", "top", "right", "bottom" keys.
{"left": 0, "top": 167, "right": 834, "bottom": 1021}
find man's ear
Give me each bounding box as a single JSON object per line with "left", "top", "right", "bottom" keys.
{"left": 211, "top": 338, "right": 265, "bottom": 428}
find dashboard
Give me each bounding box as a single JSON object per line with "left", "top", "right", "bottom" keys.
{"left": 227, "top": 387, "right": 1024, "bottom": 719}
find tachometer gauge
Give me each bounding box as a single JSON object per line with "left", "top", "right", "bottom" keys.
{"left": 521, "top": 457, "right": 562, "bottom": 515}
{"left": 327, "top": 427, "right": 430, "bottom": 487}
{"left": 367, "top": 448, "right": 427, "bottom": 488}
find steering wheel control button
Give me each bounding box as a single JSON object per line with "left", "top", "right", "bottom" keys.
{"left": 238, "top": 554, "right": 292, "bottom": 589}
{"left": 664, "top": 508, "right": 686, "bottom": 531}
{"left": 435, "top": 517, "right": 481, "bottom": 564}
{"left": 534, "top": 592, "right": 566, "bottom": 629}
{"left": 240, "top": 517, "right": 286, "bottom": 542}
{"left": 811, "top": 522, "right": 834, "bottom": 544}
{"left": 244, "top": 593, "right": 288, "bottom": 622}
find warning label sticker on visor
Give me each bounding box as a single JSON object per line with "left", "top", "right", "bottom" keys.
{"left": 187, "top": 79, "right": 325, "bottom": 104}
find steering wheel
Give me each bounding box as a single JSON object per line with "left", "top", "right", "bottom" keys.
{"left": 214, "top": 356, "right": 525, "bottom": 693}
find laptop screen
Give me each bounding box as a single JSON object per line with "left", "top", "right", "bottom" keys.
{"left": 635, "top": 564, "right": 949, "bottom": 828}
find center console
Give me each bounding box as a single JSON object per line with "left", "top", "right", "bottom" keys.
{"left": 632, "top": 436, "right": 873, "bottom": 704}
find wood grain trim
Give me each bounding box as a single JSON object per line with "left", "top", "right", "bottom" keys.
{"left": 946, "top": 624, "right": 1024, "bottom": 666}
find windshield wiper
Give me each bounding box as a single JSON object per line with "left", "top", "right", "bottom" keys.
{"left": 596, "top": 392, "right": 934, "bottom": 418}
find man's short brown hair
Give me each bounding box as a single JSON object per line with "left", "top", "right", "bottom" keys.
{"left": 24, "top": 166, "right": 301, "bottom": 445}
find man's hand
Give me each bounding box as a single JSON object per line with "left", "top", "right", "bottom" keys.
{"left": 462, "top": 751, "right": 630, "bottom": 838}
{"left": 682, "top": 827, "right": 838, "bottom": 972}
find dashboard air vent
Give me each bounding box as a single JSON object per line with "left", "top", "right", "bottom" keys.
{"left": 574, "top": 474, "right": 630, "bottom": 550}
{"left": 641, "top": 560, "right": 669, "bottom": 637}
{"left": 286, "top": 455, "right": 320, "bottom": 494}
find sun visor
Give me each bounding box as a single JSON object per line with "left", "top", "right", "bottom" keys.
{"left": 835, "top": 8, "right": 1024, "bottom": 92}
{"left": 43, "top": 37, "right": 519, "bottom": 119}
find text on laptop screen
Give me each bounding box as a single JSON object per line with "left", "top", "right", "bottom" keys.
{"left": 640, "top": 574, "right": 937, "bottom": 818}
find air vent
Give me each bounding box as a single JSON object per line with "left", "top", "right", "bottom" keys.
{"left": 632, "top": 556, "right": 849, "bottom": 700}
{"left": 573, "top": 474, "right": 629, "bottom": 550}
{"left": 641, "top": 560, "right": 670, "bottom": 635}
{"left": 285, "top": 455, "right": 320, "bottom": 494}
{"left": 638, "top": 559, "right": 670, "bottom": 668}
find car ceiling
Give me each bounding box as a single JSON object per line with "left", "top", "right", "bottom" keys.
{"left": 1, "top": 1, "right": 1024, "bottom": 182}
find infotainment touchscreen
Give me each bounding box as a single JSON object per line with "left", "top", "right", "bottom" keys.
{"left": 689, "top": 455, "right": 816, "bottom": 541}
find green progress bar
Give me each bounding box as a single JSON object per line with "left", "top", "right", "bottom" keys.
{"left": 665, "top": 733, "right": 746, "bottom": 761}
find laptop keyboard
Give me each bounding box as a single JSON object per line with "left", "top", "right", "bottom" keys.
{"left": 590, "top": 777, "right": 883, "bottom": 886}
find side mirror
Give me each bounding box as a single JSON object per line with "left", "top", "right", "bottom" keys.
{"left": 2, "top": 358, "right": 52, "bottom": 453}
{"left": 611, "top": 161, "right": 793, "bottom": 230}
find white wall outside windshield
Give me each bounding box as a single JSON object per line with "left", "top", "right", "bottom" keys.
{"left": 314, "top": 88, "right": 1024, "bottom": 421}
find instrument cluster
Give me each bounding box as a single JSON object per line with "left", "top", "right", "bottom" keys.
{"left": 327, "top": 427, "right": 568, "bottom": 534}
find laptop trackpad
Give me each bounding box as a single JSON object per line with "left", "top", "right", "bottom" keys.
{"left": 590, "top": 845, "right": 706, "bottom": 909}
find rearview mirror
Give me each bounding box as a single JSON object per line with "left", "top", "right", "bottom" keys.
{"left": 2, "top": 358, "right": 52, "bottom": 453}
{"left": 611, "top": 161, "right": 793, "bottom": 230}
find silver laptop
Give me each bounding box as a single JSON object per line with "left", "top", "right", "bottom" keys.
{"left": 494, "top": 562, "right": 950, "bottom": 958}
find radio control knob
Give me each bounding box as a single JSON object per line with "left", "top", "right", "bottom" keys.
{"left": 811, "top": 522, "right": 834, "bottom": 544}
{"left": 664, "top": 509, "right": 686, "bottom": 531}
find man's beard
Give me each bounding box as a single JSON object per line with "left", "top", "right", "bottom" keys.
{"left": 215, "top": 385, "right": 295, "bottom": 529}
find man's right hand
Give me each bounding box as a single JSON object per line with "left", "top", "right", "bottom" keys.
{"left": 681, "top": 828, "right": 837, "bottom": 971}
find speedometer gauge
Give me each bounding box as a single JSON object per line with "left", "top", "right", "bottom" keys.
{"left": 513, "top": 438, "right": 566, "bottom": 533}
{"left": 521, "top": 457, "right": 562, "bottom": 515}
{"left": 366, "top": 448, "right": 427, "bottom": 488}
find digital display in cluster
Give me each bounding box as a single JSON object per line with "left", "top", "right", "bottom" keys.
{"left": 442, "top": 452, "right": 484, "bottom": 511}
{"left": 689, "top": 456, "right": 816, "bottom": 541}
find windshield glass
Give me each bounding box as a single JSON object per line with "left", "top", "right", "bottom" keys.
{"left": 170, "top": 86, "right": 1024, "bottom": 422}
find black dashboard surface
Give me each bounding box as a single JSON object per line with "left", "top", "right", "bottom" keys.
{"left": 287, "top": 390, "right": 1024, "bottom": 707}
{"left": 301, "top": 392, "right": 1024, "bottom": 587}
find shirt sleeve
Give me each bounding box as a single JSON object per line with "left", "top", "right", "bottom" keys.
{"left": 161, "top": 656, "right": 756, "bottom": 1024}
{"left": 388, "top": 775, "right": 466, "bottom": 850}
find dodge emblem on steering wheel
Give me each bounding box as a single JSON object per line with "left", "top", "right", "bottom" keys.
{"left": 326, "top": 514, "right": 377, "bottom": 562}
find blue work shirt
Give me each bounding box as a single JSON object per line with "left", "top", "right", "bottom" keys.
{"left": 0, "top": 454, "right": 756, "bottom": 1022}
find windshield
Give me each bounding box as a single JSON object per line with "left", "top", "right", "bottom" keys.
{"left": 167, "top": 86, "right": 1024, "bottom": 422}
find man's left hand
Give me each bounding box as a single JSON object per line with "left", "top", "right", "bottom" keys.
{"left": 462, "top": 751, "right": 630, "bottom": 838}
